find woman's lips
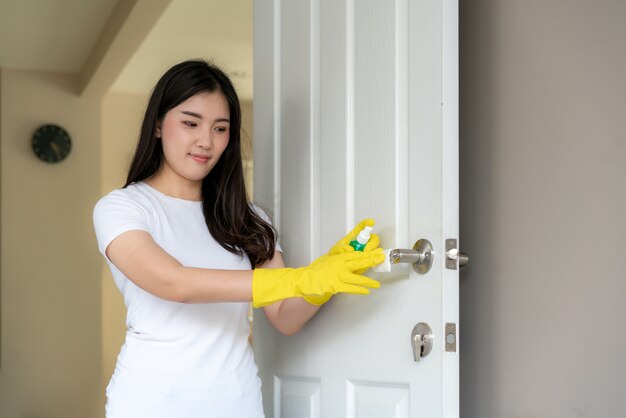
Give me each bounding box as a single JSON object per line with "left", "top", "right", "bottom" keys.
{"left": 189, "top": 153, "right": 210, "bottom": 163}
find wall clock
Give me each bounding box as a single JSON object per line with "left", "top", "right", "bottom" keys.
{"left": 31, "top": 124, "right": 72, "bottom": 163}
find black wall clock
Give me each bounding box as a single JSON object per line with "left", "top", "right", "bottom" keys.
{"left": 32, "top": 124, "right": 72, "bottom": 163}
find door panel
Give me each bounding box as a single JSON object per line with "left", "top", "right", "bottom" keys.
{"left": 275, "top": 376, "right": 321, "bottom": 418}
{"left": 253, "top": 0, "right": 458, "bottom": 416}
{"left": 347, "top": 381, "right": 410, "bottom": 418}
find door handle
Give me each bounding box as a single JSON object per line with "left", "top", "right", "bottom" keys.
{"left": 411, "top": 322, "right": 433, "bottom": 362}
{"left": 389, "top": 239, "right": 434, "bottom": 274}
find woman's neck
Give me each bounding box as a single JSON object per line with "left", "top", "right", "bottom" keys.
{"left": 145, "top": 167, "right": 202, "bottom": 202}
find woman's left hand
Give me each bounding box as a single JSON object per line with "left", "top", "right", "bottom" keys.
{"left": 303, "top": 219, "right": 381, "bottom": 306}
{"left": 327, "top": 218, "right": 381, "bottom": 257}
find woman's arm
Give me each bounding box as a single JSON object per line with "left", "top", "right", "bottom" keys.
{"left": 258, "top": 252, "right": 322, "bottom": 336}
{"left": 107, "top": 229, "right": 352, "bottom": 336}
{"left": 106, "top": 230, "right": 253, "bottom": 303}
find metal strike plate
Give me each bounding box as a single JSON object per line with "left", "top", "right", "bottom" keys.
{"left": 411, "top": 322, "right": 433, "bottom": 361}
{"left": 445, "top": 323, "right": 457, "bottom": 352}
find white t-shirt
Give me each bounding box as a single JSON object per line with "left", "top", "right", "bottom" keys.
{"left": 93, "top": 181, "right": 276, "bottom": 418}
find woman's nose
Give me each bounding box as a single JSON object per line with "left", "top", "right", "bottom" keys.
{"left": 196, "top": 130, "right": 213, "bottom": 149}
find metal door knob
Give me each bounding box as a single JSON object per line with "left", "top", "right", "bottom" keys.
{"left": 389, "top": 239, "right": 434, "bottom": 274}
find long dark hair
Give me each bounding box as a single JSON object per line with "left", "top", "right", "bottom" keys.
{"left": 125, "top": 59, "right": 276, "bottom": 267}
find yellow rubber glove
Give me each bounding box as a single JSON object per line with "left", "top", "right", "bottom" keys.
{"left": 303, "top": 219, "right": 381, "bottom": 306}
{"left": 301, "top": 293, "right": 334, "bottom": 306}
{"left": 253, "top": 249, "right": 384, "bottom": 308}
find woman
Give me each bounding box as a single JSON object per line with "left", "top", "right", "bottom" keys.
{"left": 93, "top": 59, "right": 383, "bottom": 417}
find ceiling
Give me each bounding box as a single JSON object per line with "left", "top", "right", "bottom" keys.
{"left": 0, "top": 0, "right": 253, "bottom": 98}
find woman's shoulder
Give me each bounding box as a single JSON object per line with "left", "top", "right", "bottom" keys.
{"left": 94, "top": 182, "right": 154, "bottom": 214}
{"left": 92, "top": 183, "right": 156, "bottom": 252}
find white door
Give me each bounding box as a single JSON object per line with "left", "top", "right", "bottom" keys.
{"left": 253, "top": 0, "right": 459, "bottom": 417}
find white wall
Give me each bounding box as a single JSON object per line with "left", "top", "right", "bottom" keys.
{"left": 459, "top": 1, "right": 626, "bottom": 416}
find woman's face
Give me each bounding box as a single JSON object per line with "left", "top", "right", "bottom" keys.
{"left": 156, "top": 90, "right": 231, "bottom": 184}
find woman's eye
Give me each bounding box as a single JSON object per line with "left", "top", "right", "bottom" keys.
{"left": 183, "top": 121, "right": 197, "bottom": 127}
{"left": 215, "top": 126, "right": 228, "bottom": 133}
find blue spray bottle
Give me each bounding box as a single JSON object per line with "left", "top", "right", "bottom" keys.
{"left": 349, "top": 226, "right": 373, "bottom": 251}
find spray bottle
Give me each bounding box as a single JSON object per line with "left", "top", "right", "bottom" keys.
{"left": 349, "top": 226, "right": 373, "bottom": 251}
{"left": 350, "top": 225, "right": 393, "bottom": 272}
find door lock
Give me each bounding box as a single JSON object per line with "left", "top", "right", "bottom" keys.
{"left": 411, "top": 322, "right": 433, "bottom": 362}
{"left": 445, "top": 239, "right": 469, "bottom": 270}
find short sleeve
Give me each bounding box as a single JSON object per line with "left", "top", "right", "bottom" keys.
{"left": 93, "top": 190, "right": 151, "bottom": 263}
{"left": 251, "top": 204, "right": 282, "bottom": 253}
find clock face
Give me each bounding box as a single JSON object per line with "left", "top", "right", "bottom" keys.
{"left": 32, "top": 124, "right": 72, "bottom": 163}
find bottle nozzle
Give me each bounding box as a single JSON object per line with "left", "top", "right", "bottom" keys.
{"left": 357, "top": 226, "right": 373, "bottom": 244}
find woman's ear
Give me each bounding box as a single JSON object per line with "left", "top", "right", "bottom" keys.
{"left": 155, "top": 122, "right": 162, "bottom": 138}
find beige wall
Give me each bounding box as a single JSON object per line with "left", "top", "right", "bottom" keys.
{"left": 459, "top": 1, "right": 626, "bottom": 416}
{"left": 0, "top": 69, "right": 103, "bottom": 417}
